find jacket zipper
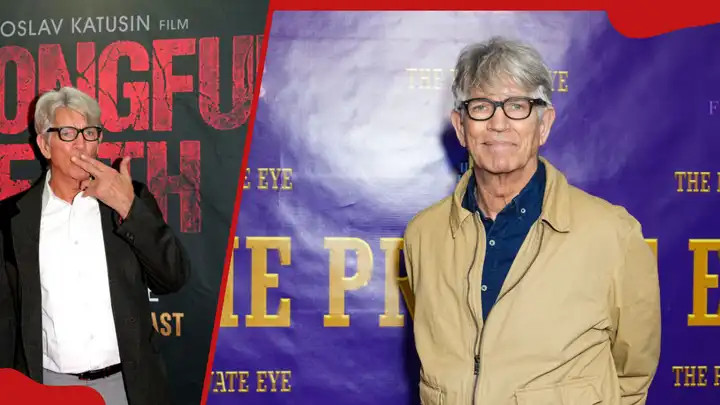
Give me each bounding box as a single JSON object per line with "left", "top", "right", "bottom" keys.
{"left": 468, "top": 212, "right": 482, "bottom": 405}
{"left": 468, "top": 217, "right": 547, "bottom": 405}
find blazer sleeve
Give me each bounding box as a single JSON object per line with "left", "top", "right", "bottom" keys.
{"left": 611, "top": 219, "right": 661, "bottom": 405}
{"left": 0, "top": 231, "right": 16, "bottom": 368}
{"left": 114, "top": 183, "right": 191, "bottom": 295}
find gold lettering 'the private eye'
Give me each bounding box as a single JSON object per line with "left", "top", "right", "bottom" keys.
{"left": 245, "top": 168, "right": 293, "bottom": 191}
{"left": 675, "top": 171, "right": 712, "bottom": 192}
{"left": 406, "top": 68, "right": 567, "bottom": 92}
{"left": 224, "top": 371, "right": 238, "bottom": 393}
{"left": 238, "top": 371, "right": 250, "bottom": 392}
{"left": 220, "top": 237, "right": 240, "bottom": 327}
{"left": 244, "top": 168, "right": 251, "bottom": 189}
{"left": 245, "top": 237, "right": 292, "bottom": 327}
{"left": 672, "top": 366, "right": 682, "bottom": 387}
{"left": 672, "top": 366, "right": 711, "bottom": 387}
{"left": 256, "top": 370, "right": 292, "bottom": 393}
{"left": 257, "top": 168, "right": 269, "bottom": 190}
{"left": 675, "top": 171, "right": 686, "bottom": 192}
{"left": 219, "top": 236, "right": 415, "bottom": 328}
{"left": 553, "top": 70, "right": 569, "bottom": 92}
{"left": 699, "top": 366, "right": 709, "bottom": 387}
{"left": 645, "top": 239, "right": 658, "bottom": 259}
{"left": 686, "top": 366, "right": 706, "bottom": 387}
{"left": 406, "top": 68, "right": 442, "bottom": 90}
{"left": 221, "top": 237, "right": 655, "bottom": 328}
{"left": 688, "top": 240, "right": 720, "bottom": 326}
{"left": 379, "top": 238, "right": 415, "bottom": 327}
{"left": 213, "top": 370, "right": 227, "bottom": 393}
{"left": 323, "top": 238, "right": 373, "bottom": 327}
{"left": 210, "top": 371, "right": 254, "bottom": 393}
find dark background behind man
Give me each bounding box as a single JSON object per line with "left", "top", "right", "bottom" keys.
{"left": 0, "top": 1, "right": 268, "bottom": 404}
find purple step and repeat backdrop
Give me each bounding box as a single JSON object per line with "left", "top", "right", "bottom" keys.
{"left": 210, "top": 11, "right": 720, "bottom": 405}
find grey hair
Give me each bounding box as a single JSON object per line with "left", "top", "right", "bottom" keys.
{"left": 451, "top": 37, "right": 553, "bottom": 112}
{"left": 34, "top": 86, "right": 101, "bottom": 137}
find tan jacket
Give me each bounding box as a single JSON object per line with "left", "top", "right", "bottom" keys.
{"left": 403, "top": 158, "right": 661, "bottom": 405}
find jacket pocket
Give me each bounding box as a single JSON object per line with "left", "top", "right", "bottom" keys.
{"left": 419, "top": 379, "right": 444, "bottom": 405}
{"left": 515, "top": 377, "right": 602, "bottom": 405}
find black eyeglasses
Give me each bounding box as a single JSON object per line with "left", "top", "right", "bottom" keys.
{"left": 47, "top": 126, "right": 102, "bottom": 142}
{"left": 461, "top": 97, "right": 548, "bottom": 121}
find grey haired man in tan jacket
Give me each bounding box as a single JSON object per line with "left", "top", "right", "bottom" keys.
{"left": 403, "top": 37, "right": 661, "bottom": 405}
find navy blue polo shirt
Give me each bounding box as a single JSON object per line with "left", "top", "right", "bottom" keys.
{"left": 462, "top": 161, "right": 546, "bottom": 320}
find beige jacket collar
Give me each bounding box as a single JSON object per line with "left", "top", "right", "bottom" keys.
{"left": 449, "top": 156, "right": 571, "bottom": 238}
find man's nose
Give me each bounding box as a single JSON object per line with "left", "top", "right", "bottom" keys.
{"left": 487, "top": 105, "right": 510, "bottom": 132}
{"left": 71, "top": 133, "right": 90, "bottom": 149}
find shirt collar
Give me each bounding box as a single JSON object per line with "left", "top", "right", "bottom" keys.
{"left": 41, "top": 170, "right": 54, "bottom": 212}
{"left": 462, "top": 160, "right": 546, "bottom": 219}
{"left": 41, "top": 169, "right": 96, "bottom": 211}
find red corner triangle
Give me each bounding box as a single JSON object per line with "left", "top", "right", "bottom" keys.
{"left": 0, "top": 368, "right": 105, "bottom": 405}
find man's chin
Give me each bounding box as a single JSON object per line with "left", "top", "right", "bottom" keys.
{"left": 70, "top": 171, "right": 91, "bottom": 182}
{"left": 474, "top": 158, "right": 519, "bottom": 175}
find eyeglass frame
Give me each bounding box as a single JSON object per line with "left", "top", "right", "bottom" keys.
{"left": 46, "top": 126, "right": 103, "bottom": 142}
{"left": 460, "top": 97, "right": 549, "bottom": 121}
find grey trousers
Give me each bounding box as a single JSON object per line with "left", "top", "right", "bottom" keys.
{"left": 43, "top": 368, "right": 129, "bottom": 405}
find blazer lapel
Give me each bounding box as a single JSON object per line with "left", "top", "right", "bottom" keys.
{"left": 10, "top": 176, "right": 45, "bottom": 382}
{"left": 98, "top": 203, "right": 130, "bottom": 323}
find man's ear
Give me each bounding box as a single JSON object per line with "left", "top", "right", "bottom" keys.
{"left": 451, "top": 109, "right": 467, "bottom": 148}
{"left": 538, "top": 106, "right": 556, "bottom": 146}
{"left": 36, "top": 134, "right": 51, "bottom": 160}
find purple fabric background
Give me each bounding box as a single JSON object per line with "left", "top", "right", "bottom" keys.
{"left": 210, "top": 11, "right": 720, "bottom": 404}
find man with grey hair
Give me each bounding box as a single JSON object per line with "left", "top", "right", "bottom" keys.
{"left": 0, "top": 86, "right": 190, "bottom": 405}
{"left": 403, "top": 37, "right": 660, "bottom": 404}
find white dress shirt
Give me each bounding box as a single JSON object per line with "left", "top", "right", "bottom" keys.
{"left": 39, "top": 171, "right": 121, "bottom": 373}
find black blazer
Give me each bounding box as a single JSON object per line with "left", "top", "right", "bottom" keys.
{"left": 0, "top": 174, "right": 191, "bottom": 405}
{"left": 0, "top": 230, "right": 17, "bottom": 369}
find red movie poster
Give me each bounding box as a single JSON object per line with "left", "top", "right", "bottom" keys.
{"left": 0, "top": 1, "right": 268, "bottom": 404}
